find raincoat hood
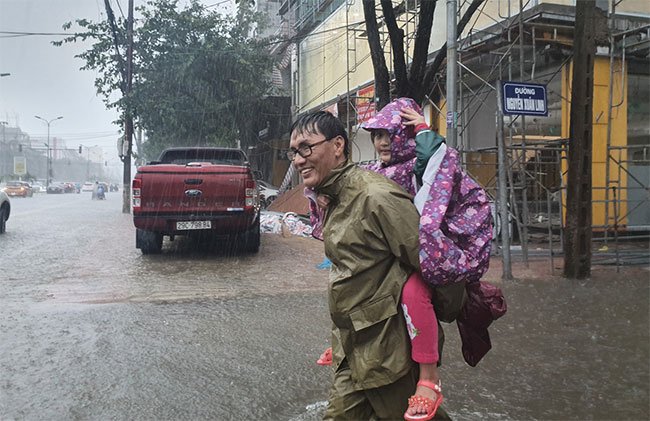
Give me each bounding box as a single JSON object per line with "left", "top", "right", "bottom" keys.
{"left": 361, "top": 97, "right": 421, "bottom": 165}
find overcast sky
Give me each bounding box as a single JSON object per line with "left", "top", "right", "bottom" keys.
{"left": 0, "top": 0, "right": 234, "bottom": 163}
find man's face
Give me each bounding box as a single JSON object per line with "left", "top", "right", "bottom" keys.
{"left": 290, "top": 129, "right": 344, "bottom": 189}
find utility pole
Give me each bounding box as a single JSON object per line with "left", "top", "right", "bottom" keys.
{"left": 446, "top": 0, "right": 458, "bottom": 148}
{"left": 518, "top": 0, "right": 529, "bottom": 266}
{"left": 496, "top": 80, "right": 513, "bottom": 280}
{"left": 104, "top": 0, "right": 134, "bottom": 213}
{"left": 122, "top": 0, "right": 134, "bottom": 214}
{"left": 564, "top": 0, "right": 597, "bottom": 279}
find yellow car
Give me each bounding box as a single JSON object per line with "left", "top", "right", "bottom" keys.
{"left": 2, "top": 181, "right": 33, "bottom": 198}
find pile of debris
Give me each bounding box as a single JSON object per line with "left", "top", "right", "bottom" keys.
{"left": 260, "top": 182, "right": 313, "bottom": 238}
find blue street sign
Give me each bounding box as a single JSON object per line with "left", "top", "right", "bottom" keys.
{"left": 502, "top": 82, "right": 548, "bottom": 116}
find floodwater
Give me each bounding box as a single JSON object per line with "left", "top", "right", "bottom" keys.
{"left": 0, "top": 191, "right": 648, "bottom": 420}
{"left": 0, "top": 192, "right": 332, "bottom": 420}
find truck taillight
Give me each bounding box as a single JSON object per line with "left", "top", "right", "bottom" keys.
{"left": 245, "top": 179, "right": 256, "bottom": 210}
{"left": 132, "top": 178, "right": 141, "bottom": 210}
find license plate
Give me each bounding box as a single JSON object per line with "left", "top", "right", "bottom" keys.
{"left": 176, "top": 220, "right": 211, "bottom": 230}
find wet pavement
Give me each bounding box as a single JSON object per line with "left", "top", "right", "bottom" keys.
{"left": 0, "top": 192, "right": 648, "bottom": 420}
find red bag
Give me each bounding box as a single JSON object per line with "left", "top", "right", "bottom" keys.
{"left": 456, "top": 281, "right": 507, "bottom": 367}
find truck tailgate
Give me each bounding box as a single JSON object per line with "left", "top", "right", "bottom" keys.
{"left": 137, "top": 164, "right": 251, "bottom": 213}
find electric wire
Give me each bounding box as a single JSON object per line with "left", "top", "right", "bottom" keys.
{"left": 113, "top": 0, "right": 126, "bottom": 19}
{"left": 0, "top": 18, "right": 367, "bottom": 49}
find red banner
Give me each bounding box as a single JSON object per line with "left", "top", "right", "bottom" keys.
{"left": 356, "top": 85, "right": 376, "bottom": 125}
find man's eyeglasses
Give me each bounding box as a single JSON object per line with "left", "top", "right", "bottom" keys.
{"left": 286, "top": 137, "right": 333, "bottom": 161}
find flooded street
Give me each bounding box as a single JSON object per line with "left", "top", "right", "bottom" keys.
{"left": 0, "top": 192, "right": 333, "bottom": 420}
{"left": 1, "top": 192, "right": 648, "bottom": 420}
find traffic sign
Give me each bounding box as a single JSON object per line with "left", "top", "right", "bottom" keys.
{"left": 502, "top": 82, "right": 548, "bottom": 116}
{"left": 14, "top": 156, "right": 26, "bottom": 175}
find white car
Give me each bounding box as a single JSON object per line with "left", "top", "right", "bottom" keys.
{"left": 0, "top": 190, "right": 10, "bottom": 234}
{"left": 81, "top": 182, "right": 95, "bottom": 192}
{"left": 31, "top": 182, "right": 45, "bottom": 193}
{"left": 257, "top": 180, "right": 279, "bottom": 208}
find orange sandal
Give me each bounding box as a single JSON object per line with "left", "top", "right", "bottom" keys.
{"left": 316, "top": 347, "right": 332, "bottom": 366}
{"left": 404, "top": 380, "right": 443, "bottom": 421}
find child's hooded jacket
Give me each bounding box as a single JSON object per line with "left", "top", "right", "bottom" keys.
{"left": 361, "top": 98, "right": 492, "bottom": 287}
{"left": 306, "top": 98, "right": 492, "bottom": 289}
{"left": 359, "top": 97, "right": 420, "bottom": 196}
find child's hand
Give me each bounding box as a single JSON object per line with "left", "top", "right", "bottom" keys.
{"left": 400, "top": 107, "right": 426, "bottom": 127}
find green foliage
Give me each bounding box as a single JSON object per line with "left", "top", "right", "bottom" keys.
{"left": 55, "top": 0, "right": 276, "bottom": 160}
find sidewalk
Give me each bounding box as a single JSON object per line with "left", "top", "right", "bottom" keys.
{"left": 483, "top": 247, "right": 649, "bottom": 283}
{"left": 443, "top": 254, "right": 649, "bottom": 420}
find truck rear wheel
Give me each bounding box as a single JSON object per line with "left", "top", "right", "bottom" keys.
{"left": 136, "top": 229, "right": 163, "bottom": 254}
{"left": 0, "top": 207, "right": 7, "bottom": 234}
{"left": 240, "top": 216, "right": 260, "bottom": 253}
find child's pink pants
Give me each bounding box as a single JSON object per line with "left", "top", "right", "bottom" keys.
{"left": 401, "top": 271, "right": 439, "bottom": 364}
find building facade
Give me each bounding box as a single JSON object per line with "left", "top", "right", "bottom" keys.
{"left": 271, "top": 0, "right": 649, "bottom": 232}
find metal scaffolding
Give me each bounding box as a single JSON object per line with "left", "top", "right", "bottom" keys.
{"left": 278, "top": 0, "right": 649, "bottom": 271}
{"left": 447, "top": 0, "right": 650, "bottom": 272}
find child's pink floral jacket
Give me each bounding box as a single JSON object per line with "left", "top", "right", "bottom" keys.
{"left": 306, "top": 97, "right": 493, "bottom": 288}
{"left": 417, "top": 145, "right": 493, "bottom": 286}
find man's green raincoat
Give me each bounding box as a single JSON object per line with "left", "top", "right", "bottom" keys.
{"left": 316, "top": 161, "right": 421, "bottom": 390}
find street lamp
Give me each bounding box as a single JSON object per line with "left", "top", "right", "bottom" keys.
{"left": 34, "top": 115, "right": 63, "bottom": 188}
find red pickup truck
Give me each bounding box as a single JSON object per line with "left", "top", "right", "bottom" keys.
{"left": 132, "top": 147, "right": 260, "bottom": 254}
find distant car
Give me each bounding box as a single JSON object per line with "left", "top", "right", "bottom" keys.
{"left": 31, "top": 182, "right": 45, "bottom": 193}
{"left": 62, "top": 182, "right": 76, "bottom": 193}
{"left": 46, "top": 183, "right": 65, "bottom": 194}
{"left": 257, "top": 180, "right": 279, "bottom": 208}
{"left": 2, "top": 181, "right": 33, "bottom": 198}
{"left": 81, "top": 182, "right": 95, "bottom": 192}
{"left": 0, "top": 190, "right": 10, "bottom": 234}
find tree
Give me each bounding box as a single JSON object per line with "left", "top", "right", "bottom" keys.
{"left": 55, "top": 0, "right": 277, "bottom": 160}
{"left": 363, "top": 0, "right": 485, "bottom": 109}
